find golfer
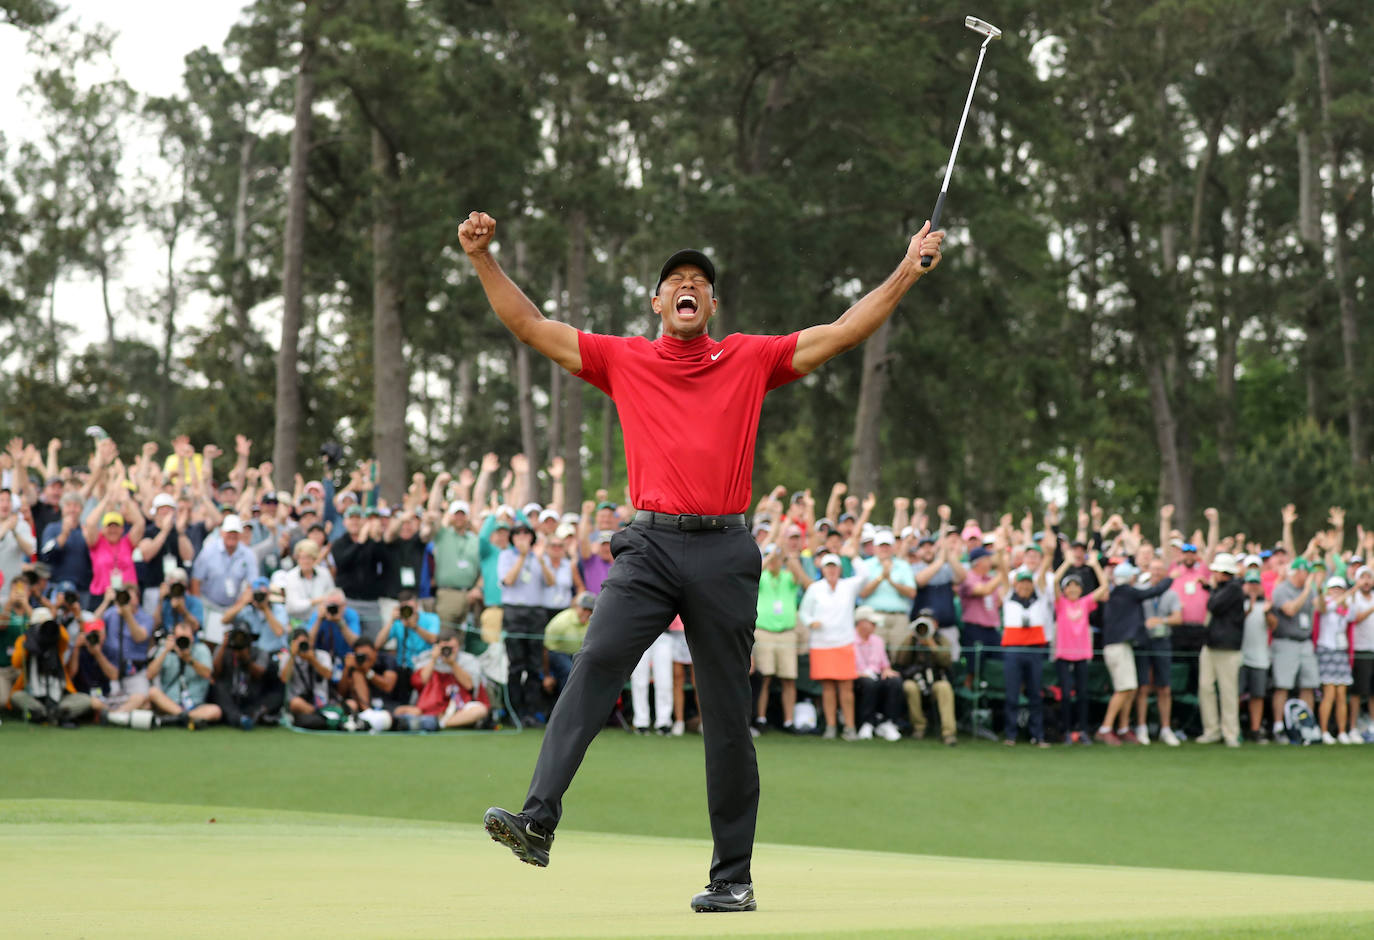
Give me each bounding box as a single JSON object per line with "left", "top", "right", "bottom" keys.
{"left": 462, "top": 210, "right": 943, "bottom": 912}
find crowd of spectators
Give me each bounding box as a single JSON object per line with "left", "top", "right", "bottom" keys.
{"left": 5, "top": 433, "right": 1373, "bottom": 749}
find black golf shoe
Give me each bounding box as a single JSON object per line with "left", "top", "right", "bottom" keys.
{"left": 484, "top": 806, "right": 554, "bottom": 867}
{"left": 690, "top": 881, "right": 756, "bottom": 912}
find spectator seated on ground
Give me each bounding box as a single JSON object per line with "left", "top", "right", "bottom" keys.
{"left": 375, "top": 589, "right": 439, "bottom": 673}
{"left": 340, "top": 637, "right": 404, "bottom": 714}
{"left": 8, "top": 607, "right": 93, "bottom": 727}
{"left": 157, "top": 567, "right": 204, "bottom": 635}
{"left": 280, "top": 626, "right": 336, "bottom": 729}
{"left": 211, "top": 618, "right": 285, "bottom": 730}
{"left": 393, "top": 628, "right": 489, "bottom": 730}
{"left": 111, "top": 620, "right": 220, "bottom": 729}
{"left": 901, "top": 609, "right": 957, "bottom": 745}
{"left": 306, "top": 590, "right": 361, "bottom": 667}
{"left": 67, "top": 611, "right": 118, "bottom": 720}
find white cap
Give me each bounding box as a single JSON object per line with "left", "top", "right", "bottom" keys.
{"left": 1327, "top": 575, "right": 1348, "bottom": 590}
{"left": 151, "top": 493, "right": 177, "bottom": 511}
{"left": 447, "top": 500, "right": 470, "bottom": 516}
{"left": 860, "top": 523, "right": 876, "bottom": 541}
{"left": 29, "top": 606, "right": 54, "bottom": 625}
{"left": 220, "top": 514, "right": 244, "bottom": 535}
{"left": 539, "top": 508, "right": 560, "bottom": 522}
{"left": 1355, "top": 566, "right": 1372, "bottom": 582}
{"left": 1242, "top": 554, "right": 1262, "bottom": 569}
{"left": 496, "top": 504, "right": 514, "bottom": 517}
{"left": 561, "top": 512, "right": 580, "bottom": 525}
{"left": 874, "top": 531, "right": 895, "bottom": 547}
{"left": 900, "top": 526, "right": 913, "bottom": 539}
{"left": 522, "top": 502, "right": 542, "bottom": 518}
{"left": 819, "top": 553, "right": 842, "bottom": 567}
{"left": 1210, "top": 552, "right": 1238, "bottom": 575}
{"left": 554, "top": 522, "right": 576, "bottom": 540}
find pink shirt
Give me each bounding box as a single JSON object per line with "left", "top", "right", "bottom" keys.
{"left": 853, "top": 633, "right": 891, "bottom": 677}
{"left": 669, "top": 615, "right": 684, "bottom": 633}
{"left": 89, "top": 534, "right": 136, "bottom": 596}
{"left": 1169, "top": 562, "right": 1212, "bottom": 624}
{"left": 959, "top": 569, "right": 1002, "bottom": 628}
{"left": 1054, "top": 595, "right": 1097, "bottom": 661}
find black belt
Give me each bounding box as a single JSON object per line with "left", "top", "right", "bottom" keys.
{"left": 632, "top": 510, "right": 746, "bottom": 532}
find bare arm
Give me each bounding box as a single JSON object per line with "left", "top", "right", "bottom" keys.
{"left": 791, "top": 224, "right": 943, "bottom": 374}
{"left": 459, "top": 213, "right": 580, "bottom": 372}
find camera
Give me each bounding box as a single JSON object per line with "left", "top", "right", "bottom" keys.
{"left": 439, "top": 643, "right": 455, "bottom": 657}
{"left": 296, "top": 640, "right": 310, "bottom": 654}
{"left": 326, "top": 603, "right": 339, "bottom": 617}
{"left": 399, "top": 604, "right": 414, "bottom": 620}
{"left": 85, "top": 630, "right": 101, "bottom": 647}
{"left": 151, "top": 627, "right": 168, "bottom": 646}
{"left": 62, "top": 589, "right": 80, "bottom": 606}
{"left": 226, "top": 628, "right": 253, "bottom": 651}
{"left": 169, "top": 582, "right": 186, "bottom": 598}
{"left": 252, "top": 590, "right": 267, "bottom": 604}
{"left": 21, "top": 569, "right": 38, "bottom": 585}
{"left": 115, "top": 589, "right": 131, "bottom": 607}
{"left": 914, "top": 620, "right": 932, "bottom": 639}
{"left": 175, "top": 635, "right": 191, "bottom": 651}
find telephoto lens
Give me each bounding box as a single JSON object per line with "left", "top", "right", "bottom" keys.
{"left": 175, "top": 635, "right": 191, "bottom": 651}
{"left": 253, "top": 591, "right": 267, "bottom": 604}
{"left": 115, "top": 590, "right": 131, "bottom": 606}
{"left": 169, "top": 583, "right": 186, "bottom": 598}
{"left": 399, "top": 605, "right": 414, "bottom": 619}
{"left": 327, "top": 604, "right": 339, "bottom": 617}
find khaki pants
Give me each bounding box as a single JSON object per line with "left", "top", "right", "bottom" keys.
{"left": 479, "top": 606, "right": 504, "bottom": 644}
{"left": 0, "top": 665, "right": 19, "bottom": 708}
{"left": 874, "top": 612, "right": 913, "bottom": 666}
{"left": 904, "top": 678, "right": 956, "bottom": 738}
{"left": 434, "top": 587, "right": 473, "bottom": 629}
{"left": 1199, "top": 646, "right": 1242, "bottom": 745}
{"left": 10, "top": 690, "right": 93, "bottom": 722}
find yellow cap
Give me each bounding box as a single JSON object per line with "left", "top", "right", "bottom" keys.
{"left": 101, "top": 511, "right": 125, "bottom": 528}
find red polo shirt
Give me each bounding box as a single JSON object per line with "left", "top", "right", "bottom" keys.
{"left": 576, "top": 331, "right": 803, "bottom": 515}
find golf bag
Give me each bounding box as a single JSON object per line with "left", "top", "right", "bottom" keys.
{"left": 1283, "top": 698, "right": 1322, "bottom": 746}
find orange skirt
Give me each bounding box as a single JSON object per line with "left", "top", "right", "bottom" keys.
{"left": 809, "top": 645, "right": 858, "bottom": 681}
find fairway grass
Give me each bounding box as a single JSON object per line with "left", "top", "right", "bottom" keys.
{"left": 5, "top": 799, "right": 1374, "bottom": 939}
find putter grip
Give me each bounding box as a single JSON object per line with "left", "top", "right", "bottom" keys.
{"left": 921, "top": 192, "right": 946, "bottom": 268}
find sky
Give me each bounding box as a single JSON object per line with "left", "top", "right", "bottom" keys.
{"left": 0, "top": 0, "right": 251, "bottom": 350}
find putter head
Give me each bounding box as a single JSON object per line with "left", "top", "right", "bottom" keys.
{"left": 964, "top": 16, "right": 1002, "bottom": 39}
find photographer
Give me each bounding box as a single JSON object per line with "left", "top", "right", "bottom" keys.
{"left": 157, "top": 568, "right": 203, "bottom": 635}
{"left": 114, "top": 620, "right": 220, "bottom": 728}
{"left": 211, "top": 621, "right": 283, "bottom": 730}
{"left": 375, "top": 589, "right": 438, "bottom": 680}
{"left": 279, "top": 626, "right": 335, "bottom": 728}
{"left": 21, "top": 562, "right": 54, "bottom": 614}
{"left": 67, "top": 613, "right": 118, "bottom": 718}
{"left": 900, "top": 609, "right": 958, "bottom": 745}
{"left": 9, "top": 607, "right": 92, "bottom": 726}
{"left": 393, "top": 628, "right": 488, "bottom": 729}
{"left": 221, "top": 577, "right": 287, "bottom": 654}
{"left": 2, "top": 577, "right": 34, "bottom": 706}
{"left": 94, "top": 583, "right": 154, "bottom": 710}
{"left": 306, "top": 590, "right": 360, "bottom": 666}
{"left": 340, "top": 637, "right": 402, "bottom": 713}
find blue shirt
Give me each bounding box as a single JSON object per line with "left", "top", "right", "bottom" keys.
{"left": 102, "top": 606, "right": 154, "bottom": 673}
{"left": 306, "top": 607, "right": 360, "bottom": 662}
{"left": 190, "top": 539, "right": 259, "bottom": 607}
{"left": 855, "top": 556, "right": 916, "bottom": 614}
{"left": 387, "top": 611, "right": 439, "bottom": 669}
{"left": 160, "top": 593, "right": 205, "bottom": 633}
{"left": 39, "top": 522, "right": 93, "bottom": 594}
{"left": 498, "top": 548, "right": 545, "bottom": 607}
{"left": 154, "top": 639, "right": 213, "bottom": 707}
{"left": 229, "top": 603, "right": 287, "bottom": 654}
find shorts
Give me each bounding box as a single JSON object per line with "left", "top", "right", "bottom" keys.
{"left": 753, "top": 628, "right": 798, "bottom": 679}
{"left": 1134, "top": 636, "right": 1173, "bottom": 689}
{"left": 809, "top": 645, "right": 858, "bottom": 681}
{"left": 1271, "top": 637, "right": 1319, "bottom": 690}
{"left": 670, "top": 631, "right": 692, "bottom": 664}
{"left": 1354, "top": 652, "right": 1374, "bottom": 698}
{"left": 1103, "top": 643, "right": 1138, "bottom": 692}
{"left": 478, "top": 606, "right": 503, "bottom": 644}
{"left": 1317, "top": 646, "right": 1353, "bottom": 686}
{"left": 1239, "top": 665, "right": 1269, "bottom": 699}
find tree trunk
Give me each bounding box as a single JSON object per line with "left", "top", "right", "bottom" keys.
{"left": 1144, "top": 346, "right": 1189, "bottom": 526}
{"left": 157, "top": 198, "right": 183, "bottom": 441}
{"left": 546, "top": 271, "right": 563, "bottom": 473}
{"left": 273, "top": 11, "right": 316, "bottom": 484}
{"left": 228, "top": 130, "right": 254, "bottom": 361}
{"left": 98, "top": 254, "right": 115, "bottom": 350}
{"left": 847, "top": 314, "right": 893, "bottom": 496}
{"left": 1310, "top": 0, "right": 1364, "bottom": 465}
{"left": 601, "top": 396, "right": 615, "bottom": 492}
{"left": 561, "top": 207, "right": 588, "bottom": 509}
{"left": 370, "top": 125, "right": 406, "bottom": 505}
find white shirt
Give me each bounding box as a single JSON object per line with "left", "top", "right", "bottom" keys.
{"left": 1317, "top": 608, "right": 1349, "bottom": 651}
{"left": 541, "top": 555, "right": 575, "bottom": 610}
{"left": 1350, "top": 591, "right": 1374, "bottom": 652}
{"left": 278, "top": 564, "right": 336, "bottom": 622}
{"left": 799, "top": 574, "right": 865, "bottom": 649}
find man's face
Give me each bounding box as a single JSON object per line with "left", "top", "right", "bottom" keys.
{"left": 0, "top": 496, "right": 11, "bottom": 520}
{"left": 220, "top": 486, "right": 237, "bottom": 504}
{"left": 822, "top": 563, "right": 840, "bottom": 584}
{"left": 1182, "top": 550, "right": 1197, "bottom": 568}
{"left": 400, "top": 516, "right": 419, "bottom": 539}
{"left": 651, "top": 264, "right": 716, "bottom": 339}
{"left": 577, "top": 606, "right": 592, "bottom": 624}
{"left": 916, "top": 542, "right": 936, "bottom": 563}
{"left": 786, "top": 533, "right": 803, "bottom": 554}
{"left": 1289, "top": 568, "right": 1308, "bottom": 589}
{"left": 597, "top": 539, "right": 613, "bottom": 561}
{"left": 61, "top": 500, "right": 81, "bottom": 524}
{"left": 1070, "top": 546, "right": 1085, "bottom": 565}
{"left": 222, "top": 531, "right": 241, "bottom": 553}
{"left": 825, "top": 533, "right": 843, "bottom": 555}
{"left": 1148, "top": 559, "right": 1168, "bottom": 583}
{"left": 155, "top": 505, "right": 175, "bottom": 527}
{"left": 1360, "top": 572, "right": 1373, "bottom": 593}
{"left": 1014, "top": 578, "right": 1035, "bottom": 599}
{"left": 344, "top": 514, "right": 363, "bottom": 537}
{"left": 450, "top": 511, "right": 468, "bottom": 530}
{"left": 876, "top": 543, "right": 894, "bottom": 560}
{"left": 856, "top": 618, "right": 875, "bottom": 639}
{"left": 595, "top": 508, "right": 615, "bottom": 531}
{"left": 491, "top": 527, "right": 511, "bottom": 549}
{"left": 765, "top": 550, "right": 783, "bottom": 571}
{"left": 43, "top": 481, "right": 62, "bottom": 504}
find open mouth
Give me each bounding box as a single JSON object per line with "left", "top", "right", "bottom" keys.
{"left": 675, "top": 294, "right": 699, "bottom": 317}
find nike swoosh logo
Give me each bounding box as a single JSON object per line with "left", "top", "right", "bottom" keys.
{"left": 710, "top": 350, "right": 723, "bottom": 361}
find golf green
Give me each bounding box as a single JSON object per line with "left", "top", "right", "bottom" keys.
{"left": 4, "top": 721, "right": 1373, "bottom": 937}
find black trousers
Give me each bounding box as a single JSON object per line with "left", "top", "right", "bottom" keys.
{"left": 854, "top": 676, "right": 906, "bottom": 727}
{"left": 523, "top": 521, "right": 761, "bottom": 884}
{"left": 211, "top": 674, "right": 284, "bottom": 725}
{"left": 503, "top": 604, "right": 547, "bottom": 720}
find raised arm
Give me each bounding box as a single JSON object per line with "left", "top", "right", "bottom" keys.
{"left": 459, "top": 212, "right": 580, "bottom": 373}
{"left": 791, "top": 223, "right": 943, "bottom": 374}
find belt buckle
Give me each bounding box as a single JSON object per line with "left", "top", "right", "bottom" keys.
{"left": 676, "top": 513, "right": 699, "bottom": 531}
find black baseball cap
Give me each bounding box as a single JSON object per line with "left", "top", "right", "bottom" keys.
{"left": 655, "top": 249, "right": 715, "bottom": 293}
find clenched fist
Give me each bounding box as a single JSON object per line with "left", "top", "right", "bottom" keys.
{"left": 903, "top": 220, "right": 945, "bottom": 273}
{"left": 458, "top": 211, "right": 496, "bottom": 256}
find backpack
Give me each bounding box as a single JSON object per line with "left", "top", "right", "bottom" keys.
{"left": 1283, "top": 698, "right": 1322, "bottom": 746}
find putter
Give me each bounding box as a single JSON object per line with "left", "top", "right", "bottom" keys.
{"left": 921, "top": 15, "right": 1002, "bottom": 267}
